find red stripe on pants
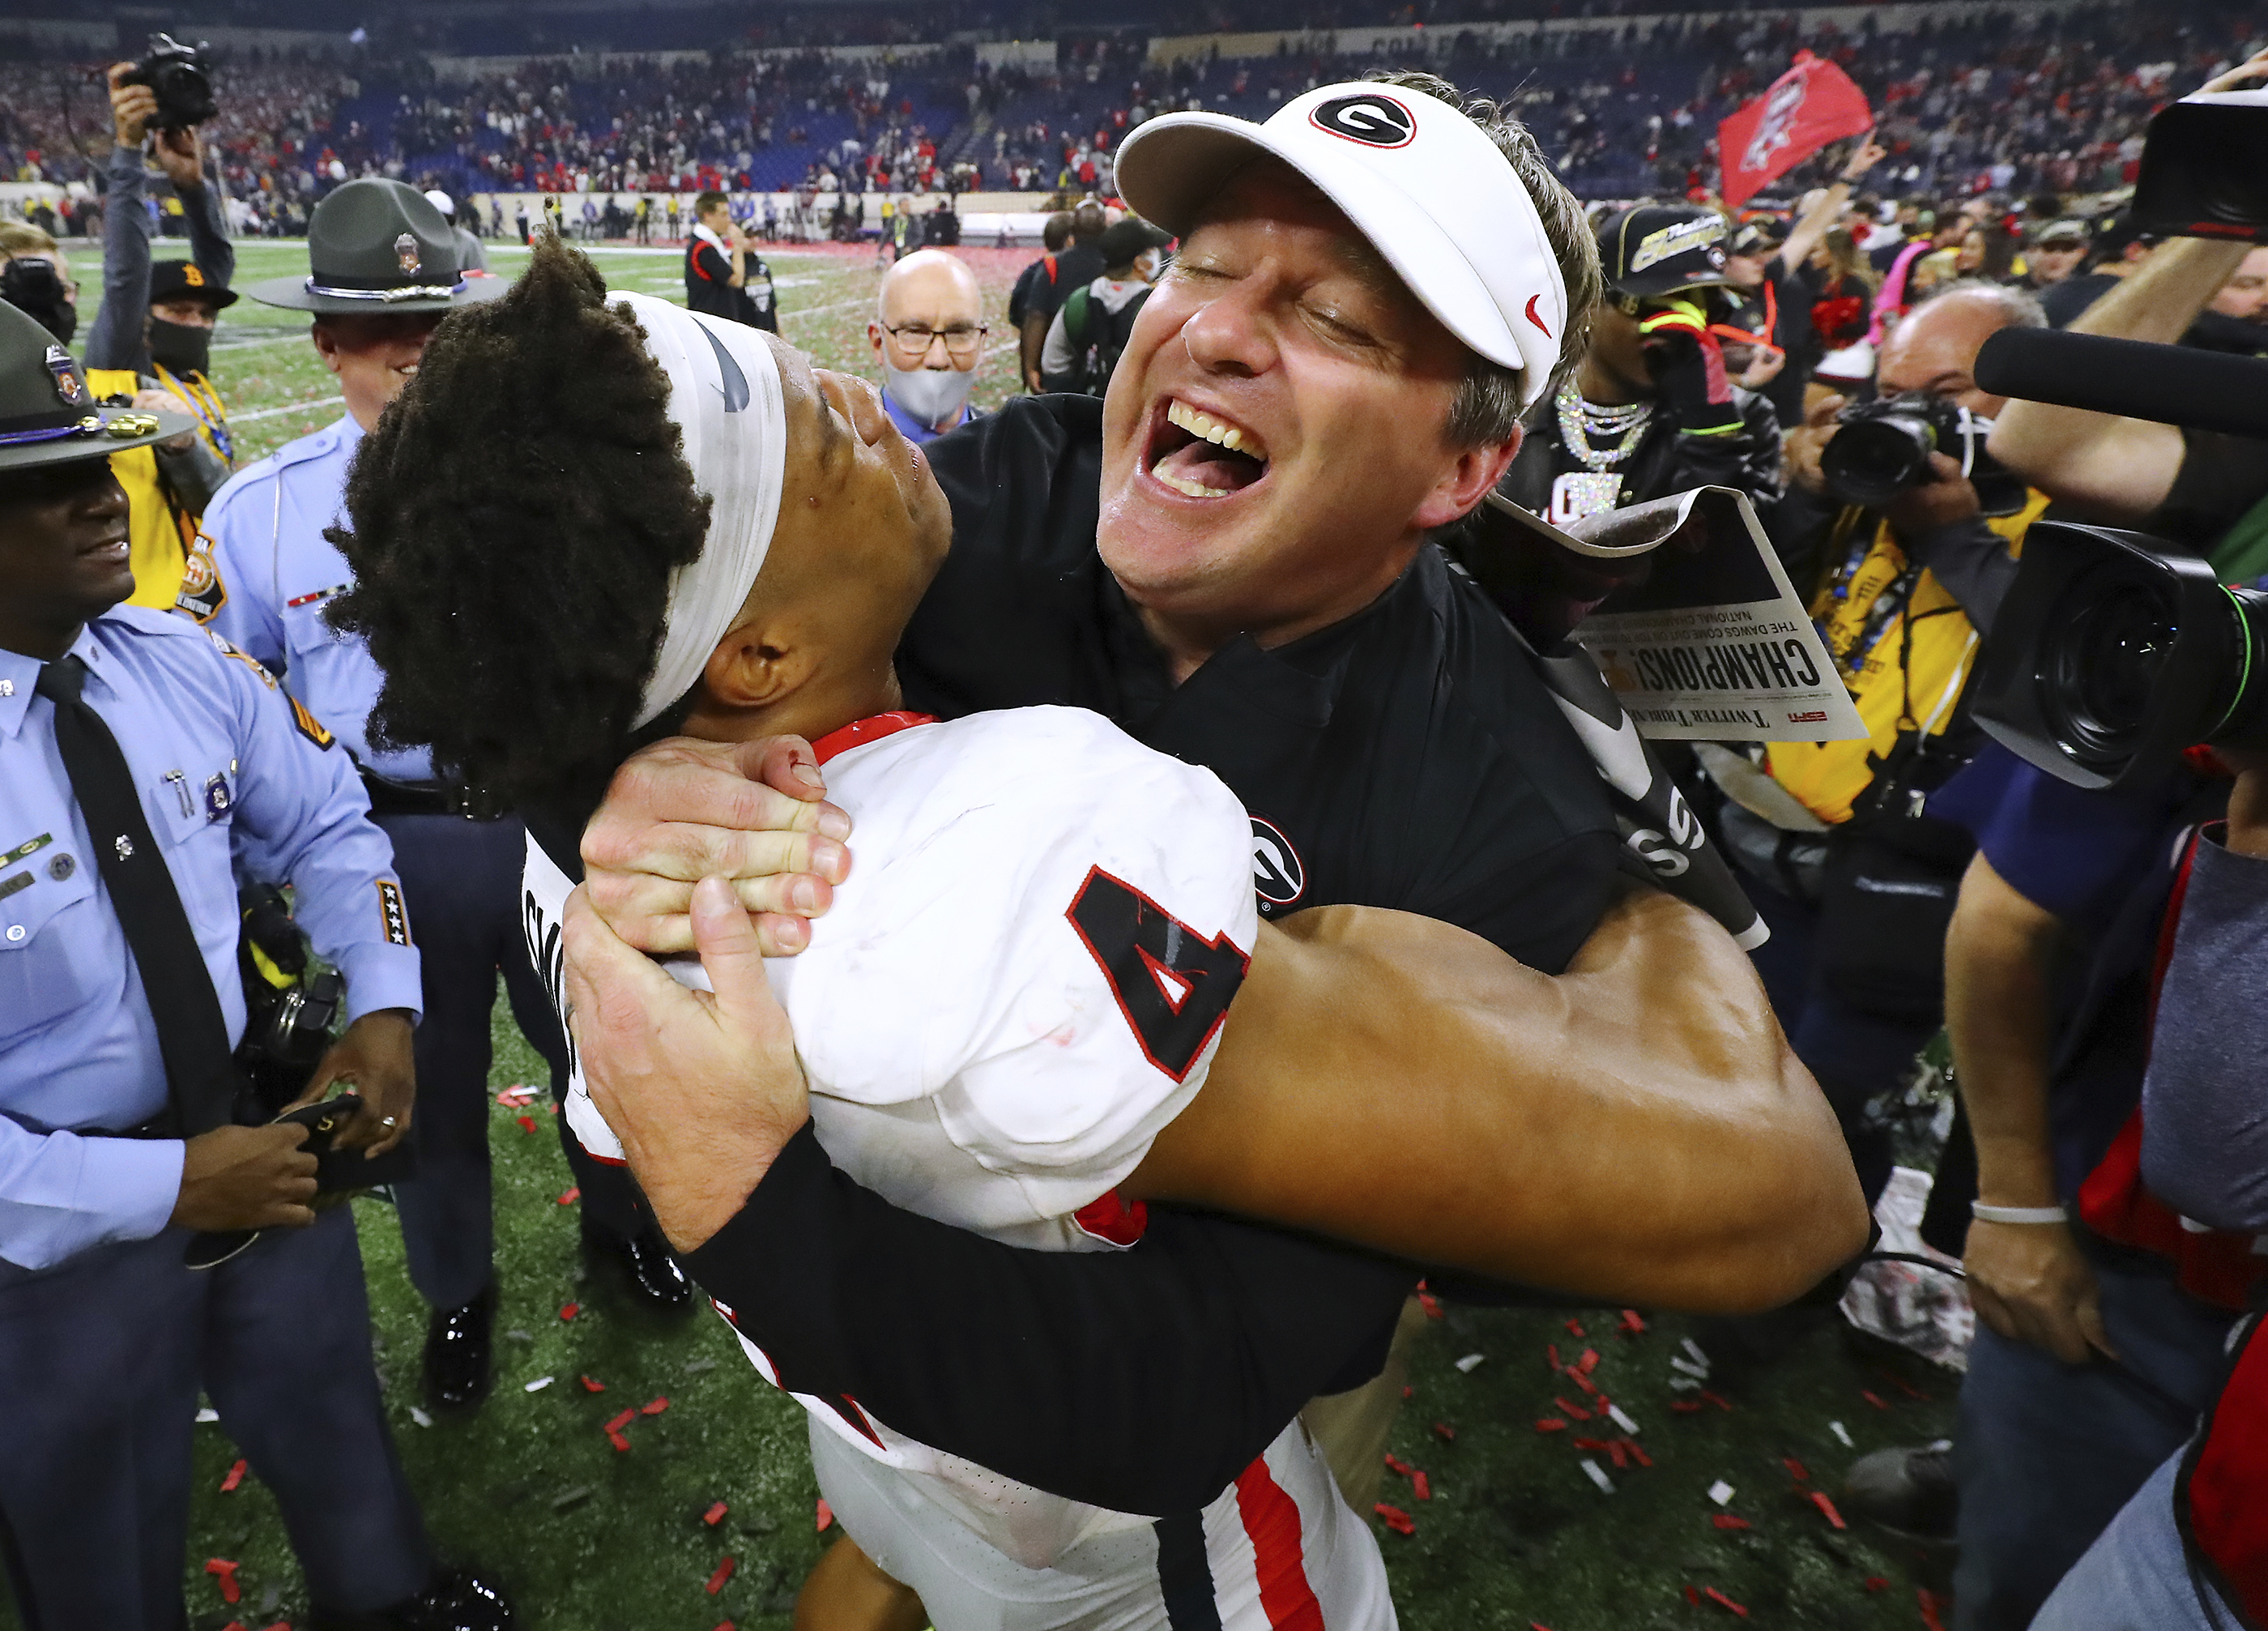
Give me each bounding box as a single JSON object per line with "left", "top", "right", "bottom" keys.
{"left": 1234, "top": 1457, "right": 1324, "bottom": 1630}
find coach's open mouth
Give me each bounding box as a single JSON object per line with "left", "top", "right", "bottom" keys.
{"left": 1145, "top": 397, "right": 1270, "bottom": 500}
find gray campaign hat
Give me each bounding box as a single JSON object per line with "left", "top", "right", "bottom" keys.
{"left": 245, "top": 178, "right": 507, "bottom": 314}
{"left": 0, "top": 299, "right": 194, "bottom": 472}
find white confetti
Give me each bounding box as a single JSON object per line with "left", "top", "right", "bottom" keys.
{"left": 1607, "top": 1403, "right": 1641, "bottom": 1435}
{"left": 1670, "top": 1356, "right": 1711, "bottom": 1380}
{"left": 195, "top": 1407, "right": 220, "bottom": 1424}
{"left": 1681, "top": 1337, "right": 1712, "bottom": 1372}
{"left": 409, "top": 1407, "right": 434, "bottom": 1428}
{"left": 1580, "top": 1458, "right": 1616, "bottom": 1494}
{"left": 1831, "top": 1420, "right": 1854, "bottom": 1448}
{"left": 1708, "top": 1479, "right": 1735, "bottom": 1506}
{"left": 1669, "top": 1374, "right": 1703, "bottom": 1391}
{"left": 1453, "top": 1352, "right": 1486, "bottom": 1374}
{"left": 524, "top": 1375, "right": 554, "bottom": 1392}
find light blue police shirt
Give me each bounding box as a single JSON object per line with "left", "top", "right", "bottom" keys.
{"left": 0, "top": 605, "right": 423, "bottom": 1272}
{"left": 203, "top": 414, "right": 437, "bottom": 785}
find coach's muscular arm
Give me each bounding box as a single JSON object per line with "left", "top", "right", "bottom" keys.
{"left": 1130, "top": 886, "right": 1865, "bottom": 1311}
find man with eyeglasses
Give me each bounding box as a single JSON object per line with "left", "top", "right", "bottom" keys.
{"left": 865, "top": 247, "right": 988, "bottom": 444}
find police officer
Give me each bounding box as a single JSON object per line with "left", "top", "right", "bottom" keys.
{"left": 0, "top": 300, "right": 511, "bottom": 1629}
{"left": 206, "top": 180, "right": 684, "bottom": 1420}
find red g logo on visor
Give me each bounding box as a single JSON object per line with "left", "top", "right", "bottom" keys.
{"left": 1309, "top": 94, "right": 1417, "bottom": 148}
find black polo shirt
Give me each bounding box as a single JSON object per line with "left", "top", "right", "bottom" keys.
{"left": 682, "top": 395, "right": 1621, "bottom": 1514}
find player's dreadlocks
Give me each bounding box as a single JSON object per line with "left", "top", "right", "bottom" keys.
{"left": 326, "top": 233, "right": 710, "bottom": 813}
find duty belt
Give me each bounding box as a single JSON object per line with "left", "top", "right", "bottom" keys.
{"left": 359, "top": 771, "right": 470, "bottom": 819}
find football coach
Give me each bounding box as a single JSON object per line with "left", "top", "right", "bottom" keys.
{"left": 559, "top": 72, "right": 1867, "bottom": 1519}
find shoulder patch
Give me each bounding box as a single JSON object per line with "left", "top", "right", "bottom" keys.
{"left": 203, "top": 627, "right": 279, "bottom": 690}
{"left": 174, "top": 529, "right": 228, "bottom": 625}
{"left": 288, "top": 694, "right": 335, "bottom": 749}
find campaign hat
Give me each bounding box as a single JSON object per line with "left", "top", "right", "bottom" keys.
{"left": 0, "top": 298, "right": 194, "bottom": 471}
{"left": 245, "top": 178, "right": 506, "bottom": 315}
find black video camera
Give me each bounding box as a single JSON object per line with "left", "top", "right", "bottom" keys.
{"left": 120, "top": 33, "right": 217, "bottom": 132}
{"left": 1820, "top": 392, "right": 2030, "bottom": 519}
{"left": 2129, "top": 87, "right": 2268, "bottom": 246}
{"left": 1972, "top": 526, "right": 2268, "bottom": 791}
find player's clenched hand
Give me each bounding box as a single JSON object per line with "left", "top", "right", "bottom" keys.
{"left": 582, "top": 734, "right": 853, "bottom": 955}
{"left": 564, "top": 876, "right": 811, "bottom": 1253}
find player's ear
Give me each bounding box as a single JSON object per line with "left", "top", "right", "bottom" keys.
{"left": 701, "top": 621, "right": 810, "bottom": 714}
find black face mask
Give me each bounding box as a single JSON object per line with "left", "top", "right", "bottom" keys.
{"left": 0, "top": 259, "right": 76, "bottom": 347}
{"left": 147, "top": 316, "right": 211, "bottom": 378}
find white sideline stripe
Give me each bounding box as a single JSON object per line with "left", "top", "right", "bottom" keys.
{"left": 232, "top": 394, "right": 345, "bottom": 423}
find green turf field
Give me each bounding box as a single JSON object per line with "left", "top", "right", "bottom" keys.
{"left": 23, "top": 236, "right": 1958, "bottom": 1631}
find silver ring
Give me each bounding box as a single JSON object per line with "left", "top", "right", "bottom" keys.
{"left": 380, "top": 1116, "right": 398, "bottom": 1127}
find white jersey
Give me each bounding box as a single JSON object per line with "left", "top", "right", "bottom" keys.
{"left": 522, "top": 707, "right": 1391, "bottom": 1629}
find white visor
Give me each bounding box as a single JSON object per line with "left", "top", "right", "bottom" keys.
{"left": 1115, "top": 82, "right": 1571, "bottom": 410}
{"left": 609, "top": 292, "right": 790, "bottom": 728}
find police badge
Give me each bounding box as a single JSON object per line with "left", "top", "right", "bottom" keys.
{"left": 44, "top": 344, "right": 85, "bottom": 407}
{"left": 394, "top": 233, "right": 421, "bottom": 275}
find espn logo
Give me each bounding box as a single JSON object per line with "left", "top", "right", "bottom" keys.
{"left": 1786, "top": 709, "right": 1829, "bottom": 724}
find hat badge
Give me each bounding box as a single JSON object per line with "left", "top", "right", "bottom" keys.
{"left": 394, "top": 233, "right": 422, "bottom": 275}
{"left": 44, "top": 344, "right": 85, "bottom": 406}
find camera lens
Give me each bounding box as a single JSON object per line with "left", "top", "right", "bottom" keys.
{"left": 2045, "top": 583, "right": 2181, "bottom": 770}
{"left": 1821, "top": 413, "right": 1936, "bottom": 507}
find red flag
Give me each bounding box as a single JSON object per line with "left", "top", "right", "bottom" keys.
{"left": 1716, "top": 53, "right": 1873, "bottom": 210}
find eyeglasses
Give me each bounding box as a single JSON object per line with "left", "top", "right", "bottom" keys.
{"left": 881, "top": 322, "right": 987, "bottom": 360}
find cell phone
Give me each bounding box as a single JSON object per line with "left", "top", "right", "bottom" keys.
{"left": 184, "top": 1094, "right": 368, "bottom": 1270}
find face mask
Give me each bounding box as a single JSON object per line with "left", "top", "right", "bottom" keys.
{"left": 147, "top": 316, "right": 211, "bottom": 378}
{"left": 0, "top": 259, "right": 75, "bottom": 347}
{"left": 886, "top": 361, "right": 978, "bottom": 430}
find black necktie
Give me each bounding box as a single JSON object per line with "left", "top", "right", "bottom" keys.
{"left": 36, "top": 655, "right": 237, "bottom": 1136}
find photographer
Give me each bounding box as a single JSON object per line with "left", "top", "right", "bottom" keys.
{"left": 86, "top": 59, "right": 237, "bottom": 616}
{"left": 1712, "top": 280, "right": 2051, "bottom": 1204}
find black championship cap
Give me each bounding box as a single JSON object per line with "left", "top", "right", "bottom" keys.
{"left": 1098, "top": 216, "right": 1173, "bottom": 269}
{"left": 148, "top": 260, "right": 237, "bottom": 310}
{"left": 245, "top": 178, "right": 507, "bottom": 315}
{"left": 0, "top": 300, "right": 194, "bottom": 472}
{"left": 1597, "top": 205, "right": 1735, "bottom": 298}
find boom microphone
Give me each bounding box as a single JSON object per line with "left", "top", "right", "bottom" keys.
{"left": 1974, "top": 329, "right": 2268, "bottom": 441}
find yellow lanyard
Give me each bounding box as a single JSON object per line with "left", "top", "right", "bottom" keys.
{"left": 155, "top": 366, "right": 232, "bottom": 463}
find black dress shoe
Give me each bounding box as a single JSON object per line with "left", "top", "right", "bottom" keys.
{"left": 310, "top": 1565, "right": 516, "bottom": 1630}
{"left": 583, "top": 1221, "right": 694, "bottom": 1311}
{"left": 423, "top": 1283, "right": 496, "bottom": 1413}
{"left": 1841, "top": 1438, "right": 1958, "bottom": 1543}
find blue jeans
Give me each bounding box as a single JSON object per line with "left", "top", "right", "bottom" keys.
{"left": 1954, "top": 1254, "right": 2236, "bottom": 1631}
{"left": 2028, "top": 1450, "right": 2232, "bottom": 1631}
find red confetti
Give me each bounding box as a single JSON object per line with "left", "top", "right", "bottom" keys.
{"left": 1918, "top": 1587, "right": 1950, "bottom": 1631}
{"left": 1700, "top": 1390, "right": 1734, "bottom": 1412}
{"left": 1572, "top": 1437, "right": 1612, "bottom": 1451}
{"left": 816, "top": 1498, "right": 833, "bottom": 1533}
{"left": 220, "top": 1458, "right": 247, "bottom": 1493}
{"left": 1808, "top": 1491, "right": 1848, "bottom": 1531}
{"left": 1671, "top": 1399, "right": 1706, "bottom": 1414}
{"left": 1554, "top": 1397, "right": 1591, "bottom": 1420}
{"left": 1577, "top": 1348, "right": 1601, "bottom": 1374}
{"left": 704, "top": 1501, "right": 729, "bottom": 1526}
{"left": 1545, "top": 1343, "right": 1562, "bottom": 1372}
{"left": 1569, "top": 1368, "right": 1600, "bottom": 1397}
{"left": 1416, "top": 1288, "right": 1444, "bottom": 1321}
{"left": 608, "top": 1430, "right": 631, "bottom": 1453}
{"left": 706, "top": 1556, "right": 735, "bottom": 1595}
{"left": 1383, "top": 1453, "right": 1413, "bottom": 1478}
{"left": 517, "top": 1114, "right": 538, "bottom": 1134}
{"left": 205, "top": 1559, "right": 241, "bottom": 1604}
{"left": 603, "top": 1410, "right": 637, "bottom": 1433}
{"left": 1373, "top": 1502, "right": 1416, "bottom": 1536}
{"left": 713, "top": 1624, "right": 735, "bottom": 1631}
{"left": 1412, "top": 1471, "right": 1431, "bottom": 1501}
{"left": 1531, "top": 1624, "right": 1559, "bottom": 1631}
{"left": 556, "top": 1186, "right": 581, "bottom": 1205}
{"left": 1685, "top": 1586, "right": 1703, "bottom": 1606}
{"left": 1608, "top": 1441, "right": 1629, "bottom": 1470}
{"left": 580, "top": 1375, "right": 606, "bottom": 1393}
{"left": 494, "top": 1085, "right": 537, "bottom": 1108}
{"left": 1400, "top": 1385, "right": 1413, "bottom": 1399}
{"left": 1865, "top": 1577, "right": 1890, "bottom": 1594}
{"left": 560, "top": 1302, "right": 580, "bottom": 1321}
{"left": 1784, "top": 1456, "right": 1810, "bottom": 1483}
{"left": 642, "top": 1396, "right": 670, "bottom": 1415}
{"left": 1619, "top": 1309, "right": 1648, "bottom": 1334}
{"left": 1624, "top": 1440, "right": 1652, "bottom": 1469}
{"left": 1861, "top": 1390, "right": 1891, "bottom": 1411}
{"left": 1703, "top": 1586, "right": 1751, "bottom": 1618}
{"left": 1712, "top": 1514, "right": 1752, "bottom": 1530}
{"left": 1534, "top": 1418, "right": 1568, "bottom": 1433}
{"left": 1431, "top": 1422, "right": 1457, "bottom": 1444}
{"left": 1887, "top": 1372, "right": 1930, "bottom": 1400}
{"left": 1564, "top": 1319, "right": 1586, "bottom": 1338}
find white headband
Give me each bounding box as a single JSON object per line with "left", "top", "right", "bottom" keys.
{"left": 612, "top": 292, "right": 790, "bottom": 728}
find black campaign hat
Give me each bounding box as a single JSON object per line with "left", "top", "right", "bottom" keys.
{"left": 1598, "top": 205, "right": 1736, "bottom": 298}
{"left": 245, "top": 178, "right": 508, "bottom": 315}
{"left": 148, "top": 260, "right": 237, "bottom": 310}
{"left": 0, "top": 300, "right": 194, "bottom": 472}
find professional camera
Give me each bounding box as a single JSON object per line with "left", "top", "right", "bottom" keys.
{"left": 2129, "top": 86, "right": 2268, "bottom": 246}
{"left": 119, "top": 33, "right": 217, "bottom": 132}
{"left": 1972, "top": 524, "right": 2268, "bottom": 790}
{"left": 1820, "top": 392, "right": 2029, "bottom": 518}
